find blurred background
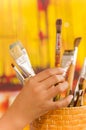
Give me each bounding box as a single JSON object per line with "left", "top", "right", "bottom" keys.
{"left": 0, "top": 0, "right": 86, "bottom": 121}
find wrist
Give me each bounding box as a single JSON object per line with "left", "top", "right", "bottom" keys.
{"left": 0, "top": 108, "right": 26, "bottom": 130}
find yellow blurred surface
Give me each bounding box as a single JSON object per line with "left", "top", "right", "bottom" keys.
{"left": 0, "top": 0, "right": 85, "bottom": 74}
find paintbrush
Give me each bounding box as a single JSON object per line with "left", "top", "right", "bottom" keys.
{"left": 68, "top": 37, "right": 82, "bottom": 95}
{"left": 73, "top": 37, "right": 82, "bottom": 65}
{"left": 77, "top": 78, "right": 84, "bottom": 106}
{"left": 75, "top": 91, "right": 84, "bottom": 107}
{"left": 11, "top": 63, "right": 24, "bottom": 85}
{"left": 72, "top": 61, "right": 86, "bottom": 107}
{"left": 9, "top": 41, "right": 35, "bottom": 78}
{"left": 75, "top": 58, "right": 86, "bottom": 92}
{"left": 73, "top": 77, "right": 84, "bottom": 107}
{"left": 82, "top": 74, "right": 86, "bottom": 105}
{"left": 53, "top": 60, "right": 72, "bottom": 101}
{"left": 83, "top": 88, "right": 86, "bottom": 105}
{"left": 55, "top": 19, "right": 62, "bottom": 67}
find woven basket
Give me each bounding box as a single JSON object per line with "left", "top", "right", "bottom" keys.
{"left": 30, "top": 106, "right": 86, "bottom": 130}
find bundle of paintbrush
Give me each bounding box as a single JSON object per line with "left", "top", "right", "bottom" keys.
{"left": 9, "top": 41, "right": 35, "bottom": 84}
{"left": 63, "top": 37, "right": 81, "bottom": 95}
{"left": 71, "top": 58, "right": 86, "bottom": 107}
{"left": 54, "top": 31, "right": 82, "bottom": 102}
{"left": 54, "top": 19, "right": 82, "bottom": 102}
{"left": 62, "top": 38, "right": 82, "bottom": 106}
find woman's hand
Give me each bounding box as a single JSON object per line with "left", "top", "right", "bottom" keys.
{"left": 0, "top": 68, "right": 73, "bottom": 130}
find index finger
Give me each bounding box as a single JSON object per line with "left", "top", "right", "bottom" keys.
{"left": 34, "top": 68, "right": 64, "bottom": 82}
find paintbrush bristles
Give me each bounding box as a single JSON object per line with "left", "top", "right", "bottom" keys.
{"left": 74, "top": 37, "right": 82, "bottom": 47}
{"left": 9, "top": 42, "right": 24, "bottom": 50}
{"left": 56, "top": 19, "right": 62, "bottom": 33}
{"left": 9, "top": 44, "right": 22, "bottom": 59}
{"left": 56, "top": 19, "right": 62, "bottom": 25}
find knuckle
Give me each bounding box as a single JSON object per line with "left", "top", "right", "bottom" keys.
{"left": 56, "top": 75, "right": 60, "bottom": 81}
{"left": 32, "top": 84, "right": 41, "bottom": 94}
{"left": 57, "top": 84, "right": 64, "bottom": 93}
{"left": 57, "top": 82, "right": 68, "bottom": 92}
{"left": 45, "top": 69, "right": 53, "bottom": 76}
{"left": 62, "top": 82, "right": 69, "bottom": 90}
{"left": 52, "top": 75, "right": 58, "bottom": 81}
{"left": 57, "top": 67, "right": 63, "bottom": 73}
{"left": 54, "top": 103, "right": 60, "bottom": 109}
{"left": 58, "top": 87, "right": 63, "bottom": 93}
{"left": 57, "top": 75, "right": 64, "bottom": 82}
{"left": 57, "top": 67, "right": 61, "bottom": 71}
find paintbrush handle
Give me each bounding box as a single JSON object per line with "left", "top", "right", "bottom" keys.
{"left": 83, "top": 91, "right": 86, "bottom": 105}
{"left": 83, "top": 80, "right": 86, "bottom": 105}
{"left": 55, "top": 51, "right": 60, "bottom": 67}
{"left": 82, "top": 80, "right": 86, "bottom": 89}
{"left": 67, "top": 64, "right": 75, "bottom": 93}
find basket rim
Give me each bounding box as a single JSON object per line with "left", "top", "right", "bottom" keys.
{"left": 57, "top": 105, "right": 86, "bottom": 110}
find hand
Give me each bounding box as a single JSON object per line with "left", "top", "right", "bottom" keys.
{"left": 0, "top": 68, "right": 73, "bottom": 130}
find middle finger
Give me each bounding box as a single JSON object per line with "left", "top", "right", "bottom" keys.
{"left": 41, "top": 74, "right": 65, "bottom": 89}
{"left": 46, "top": 81, "right": 68, "bottom": 99}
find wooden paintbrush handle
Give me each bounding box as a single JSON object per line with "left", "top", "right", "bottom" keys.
{"left": 67, "top": 64, "right": 75, "bottom": 93}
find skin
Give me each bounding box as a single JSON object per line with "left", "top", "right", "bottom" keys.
{"left": 0, "top": 68, "right": 73, "bottom": 130}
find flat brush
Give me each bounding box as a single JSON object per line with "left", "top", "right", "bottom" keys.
{"left": 9, "top": 41, "right": 35, "bottom": 77}
{"left": 68, "top": 37, "right": 82, "bottom": 93}
{"left": 61, "top": 61, "right": 72, "bottom": 78}
{"left": 73, "top": 37, "right": 82, "bottom": 65}
{"left": 74, "top": 37, "right": 82, "bottom": 47}
{"left": 10, "top": 42, "right": 23, "bottom": 60}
